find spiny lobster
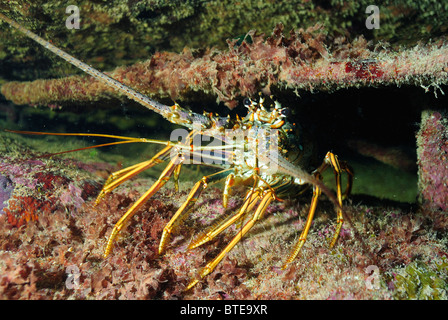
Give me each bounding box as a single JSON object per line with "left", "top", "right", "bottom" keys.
{"left": 0, "top": 13, "right": 353, "bottom": 290}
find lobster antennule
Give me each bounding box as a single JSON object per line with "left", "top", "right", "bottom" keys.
{"left": 4, "top": 129, "right": 237, "bottom": 159}
{"left": 0, "top": 13, "right": 211, "bottom": 130}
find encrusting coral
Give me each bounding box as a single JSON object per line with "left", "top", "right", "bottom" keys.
{"left": 0, "top": 137, "right": 448, "bottom": 300}
{"left": 416, "top": 110, "right": 448, "bottom": 211}
{"left": 2, "top": 24, "right": 448, "bottom": 109}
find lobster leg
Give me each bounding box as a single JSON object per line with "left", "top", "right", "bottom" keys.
{"left": 188, "top": 188, "right": 260, "bottom": 249}
{"left": 104, "top": 153, "right": 183, "bottom": 258}
{"left": 186, "top": 190, "right": 275, "bottom": 290}
{"left": 158, "top": 168, "right": 235, "bottom": 254}
{"left": 95, "top": 145, "right": 173, "bottom": 205}
{"left": 283, "top": 151, "right": 353, "bottom": 268}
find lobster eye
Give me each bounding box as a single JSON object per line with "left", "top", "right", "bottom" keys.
{"left": 281, "top": 108, "right": 291, "bottom": 117}
{"left": 243, "top": 98, "right": 252, "bottom": 107}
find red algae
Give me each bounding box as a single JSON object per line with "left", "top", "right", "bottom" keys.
{"left": 345, "top": 60, "right": 384, "bottom": 81}
{"left": 1, "top": 3, "right": 448, "bottom": 302}
{"left": 4, "top": 196, "right": 53, "bottom": 227}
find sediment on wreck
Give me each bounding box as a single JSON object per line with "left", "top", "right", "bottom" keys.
{"left": 416, "top": 110, "right": 448, "bottom": 211}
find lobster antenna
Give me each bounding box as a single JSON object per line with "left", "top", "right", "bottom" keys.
{"left": 0, "top": 13, "right": 210, "bottom": 129}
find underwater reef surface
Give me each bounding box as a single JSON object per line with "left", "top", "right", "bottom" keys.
{"left": 1, "top": 0, "right": 447, "bottom": 82}
{"left": 0, "top": 0, "right": 447, "bottom": 300}
{"left": 0, "top": 134, "right": 447, "bottom": 300}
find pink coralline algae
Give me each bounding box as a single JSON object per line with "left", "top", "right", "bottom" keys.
{"left": 0, "top": 175, "right": 14, "bottom": 215}
{"left": 1, "top": 137, "right": 448, "bottom": 299}
{"left": 60, "top": 183, "right": 85, "bottom": 212}
{"left": 1, "top": 24, "right": 448, "bottom": 109}
{"left": 416, "top": 110, "right": 448, "bottom": 211}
